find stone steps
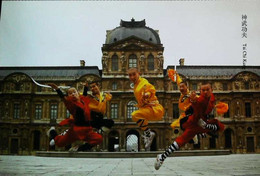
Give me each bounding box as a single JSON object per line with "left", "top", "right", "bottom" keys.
{"left": 36, "top": 150, "right": 231, "bottom": 158}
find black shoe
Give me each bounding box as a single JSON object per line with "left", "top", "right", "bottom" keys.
{"left": 77, "top": 143, "right": 93, "bottom": 151}
{"left": 207, "top": 131, "right": 218, "bottom": 138}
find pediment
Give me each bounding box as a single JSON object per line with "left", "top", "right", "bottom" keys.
{"left": 4, "top": 72, "right": 31, "bottom": 83}
{"left": 232, "top": 71, "right": 259, "bottom": 82}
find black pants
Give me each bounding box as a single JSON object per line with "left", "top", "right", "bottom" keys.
{"left": 90, "top": 111, "right": 114, "bottom": 129}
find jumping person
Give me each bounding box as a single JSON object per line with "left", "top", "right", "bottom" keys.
{"left": 128, "top": 68, "right": 164, "bottom": 151}
{"left": 47, "top": 83, "right": 103, "bottom": 151}
{"left": 154, "top": 82, "right": 227, "bottom": 170}
{"left": 168, "top": 69, "right": 201, "bottom": 144}
{"left": 83, "top": 81, "right": 114, "bottom": 132}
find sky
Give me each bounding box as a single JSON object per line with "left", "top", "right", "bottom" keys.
{"left": 0, "top": 0, "right": 260, "bottom": 69}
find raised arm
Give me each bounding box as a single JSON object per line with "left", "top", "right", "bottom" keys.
{"left": 48, "top": 83, "right": 65, "bottom": 99}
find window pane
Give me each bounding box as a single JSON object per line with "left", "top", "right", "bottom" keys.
{"left": 245, "top": 102, "right": 251, "bottom": 117}
{"left": 112, "top": 55, "right": 118, "bottom": 71}
{"left": 129, "top": 54, "right": 137, "bottom": 68}
{"left": 112, "top": 82, "right": 117, "bottom": 90}
{"left": 13, "top": 103, "right": 20, "bottom": 119}
{"left": 148, "top": 54, "right": 154, "bottom": 70}
{"left": 50, "top": 104, "right": 58, "bottom": 119}
{"left": 192, "top": 84, "right": 197, "bottom": 91}
{"left": 127, "top": 101, "right": 138, "bottom": 119}
{"left": 35, "top": 104, "right": 42, "bottom": 119}
{"left": 223, "top": 83, "right": 228, "bottom": 91}
{"left": 111, "top": 103, "right": 118, "bottom": 119}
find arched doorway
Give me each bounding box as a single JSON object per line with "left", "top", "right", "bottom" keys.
{"left": 224, "top": 128, "right": 232, "bottom": 149}
{"left": 126, "top": 130, "right": 139, "bottom": 152}
{"left": 108, "top": 131, "right": 119, "bottom": 152}
{"left": 33, "top": 130, "right": 41, "bottom": 150}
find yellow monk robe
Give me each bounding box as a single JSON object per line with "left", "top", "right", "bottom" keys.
{"left": 170, "top": 92, "right": 191, "bottom": 129}
{"left": 88, "top": 92, "right": 112, "bottom": 114}
{"left": 132, "top": 77, "right": 164, "bottom": 130}
{"left": 168, "top": 69, "right": 192, "bottom": 129}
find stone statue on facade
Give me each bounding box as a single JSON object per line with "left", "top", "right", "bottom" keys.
{"left": 102, "top": 52, "right": 109, "bottom": 72}
{"left": 156, "top": 51, "right": 164, "bottom": 71}
{"left": 120, "top": 52, "right": 126, "bottom": 71}
{"left": 139, "top": 52, "right": 145, "bottom": 71}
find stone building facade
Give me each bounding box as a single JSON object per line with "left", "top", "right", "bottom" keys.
{"left": 0, "top": 19, "right": 259, "bottom": 155}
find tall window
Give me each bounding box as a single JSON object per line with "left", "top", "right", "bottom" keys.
{"left": 112, "top": 82, "right": 118, "bottom": 91}
{"left": 111, "top": 55, "right": 118, "bottom": 71}
{"left": 148, "top": 54, "right": 154, "bottom": 70}
{"left": 127, "top": 101, "right": 138, "bottom": 119}
{"left": 129, "top": 54, "right": 137, "bottom": 68}
{"left": 192, "top": 83, "right": 197, "bottom": 91}
{"left": 13, "top": 103, "right": 20, "bottom": 119}
{"left": 173, "top": 103, "right": 179, "bottom": 119}
{"left": 223, "top": 83, "right": 228, "bottom": 91}
{"left": 245, "top": 102, "right": 251, "bottom": 118}
{"left": 50, "top": 104, "right": 58, "bottom": 119}
{"left": 111, "top": 103, "right": 118, "bottom": 119}
{"left": 35, "top": 104, "right": 42, "bottom": 119}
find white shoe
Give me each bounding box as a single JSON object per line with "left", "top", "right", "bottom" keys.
{"left": 198, "top": 119, "right": 206, "bottom": 129}
{"left": 49, "top": 139, "right": 55, "bottom": 146}
{"left": 101, "top": 126, "right": 110, "bottom": 133}
{"left": 69, "top": 145, "right": 79, "bottom": 152}
{"left": 47, "top": 126, "right": 55, "bottom": 137}
{"left": 144, "top": 131, "right": 155, "bottom": 151}
{"left": 193, "top": 135, "right": 199, "bottom": 145}
{"left": 154, "top": 154, "right": 163, "bottom": 170}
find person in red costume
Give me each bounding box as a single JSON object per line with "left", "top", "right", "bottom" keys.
{"left": 155, "top": 82, "right": 226, "bottom": 170}
{"left": 47, "top": 83, "right": 102, "bottom": 151}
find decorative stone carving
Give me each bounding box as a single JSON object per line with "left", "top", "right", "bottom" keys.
{"left": 120, "top": 52, "right": 126, "bottom": 71}
{"left": 139, "top": 52, "right": 145, "bottom": 71}
{"left": 156, "top": 51, "right": 164, "bottom": 71}
{"left": 102, "top": 52, "right": 109, "bottom": 72}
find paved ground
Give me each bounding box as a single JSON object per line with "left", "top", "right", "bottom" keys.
{"left": 0, "top": 154, "right": 259, "bottom": 176}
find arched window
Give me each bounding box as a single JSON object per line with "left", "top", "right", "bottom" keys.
{"left": 127, "top": 101, "right": 138, "bottom": 119}
{"left": 148, "top": 54, "right": 154, "bottom": 70}
{"left": 111, "top": 55, "right": 118, "bottom": 71}
{"left": 129, "top": 54, "right": 137, "bottom": 68}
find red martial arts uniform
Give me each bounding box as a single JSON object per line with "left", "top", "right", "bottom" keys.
{"left": 54, "top": 94, "right": 103, "bottom": 148}
{"left": 175, "top": 93, "right": 224, "bottom": 147}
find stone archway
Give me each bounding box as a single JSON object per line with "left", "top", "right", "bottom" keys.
{"left": 224, "top": 128, "right": 233, "bottom": 149}
{"left": 126, "top": 130, "right": 139, "bottom": 152}
{"left": 108, "top": 130, "right": 119, "bottom": 152}
{"left": 33, "top": 130, "right": 41, "bottom": 150}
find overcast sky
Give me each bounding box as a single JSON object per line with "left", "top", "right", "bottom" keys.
{"left": 0, "top": 1, "right": 260, "bottom": 69}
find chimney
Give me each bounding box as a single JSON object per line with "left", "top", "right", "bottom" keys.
{"left": 179, "top": 58, "right": 185, "bottom": 66}
{"left": 80, "top": 60, "right": 85, "bottom": 67}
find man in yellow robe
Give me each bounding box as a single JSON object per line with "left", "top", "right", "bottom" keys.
{"left": 128, "top": 68, "right": 164, "bottom": 151}
{"left": 168, "top": 69, "right": 199, "bottom": 144}
{"left": 83, "top": 81, "right": 114, "bottom": 132}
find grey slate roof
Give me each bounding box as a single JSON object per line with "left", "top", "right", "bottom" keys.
{"left": 0, "top": 66, "right": 100, "bottom": 81}
{"left": 167, "top": 65, "right": 260, "bottom": 78}
{"left": 105, "top": 19, "right": 161, "bottom": 45}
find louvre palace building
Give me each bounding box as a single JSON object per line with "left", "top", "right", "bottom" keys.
{"left": 0, "top": 19, "right": 259, "bottom": 155}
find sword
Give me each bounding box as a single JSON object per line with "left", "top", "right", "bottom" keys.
{"left": 30, "top": 76, "right": 71, "bottom": 89}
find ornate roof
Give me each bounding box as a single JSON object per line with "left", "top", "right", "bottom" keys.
{"left": 105, "top": 19, "right": 161, "bottom": 45}
{"left": 166, "top": 65, "right": 260, "bottom": 78}
{"left": 0, "top": 66, "right": 100, "bottom": 81}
